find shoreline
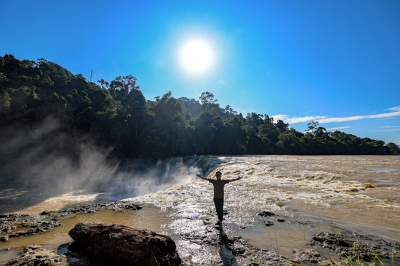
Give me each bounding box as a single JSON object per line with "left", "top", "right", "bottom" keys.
{"left": 1, "top": 200, "right": 399, "bottom": 265}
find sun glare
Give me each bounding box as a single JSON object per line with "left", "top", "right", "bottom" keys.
{"left": 180, "top": 39, "right": 213, "bottom": 74}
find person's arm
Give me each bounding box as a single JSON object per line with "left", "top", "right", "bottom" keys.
{"left": 227, "top": 176, "right": 243, "bottom": 183}
{"left": 196, "top": 174, "right": 209, "bottom": 181}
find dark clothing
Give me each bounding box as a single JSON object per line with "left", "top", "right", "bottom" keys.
{"left": 214, "top": 198, "right": 224, "bottom": 220}
{"left": 208, "top": 179, "right": 229, "bottom": 198}
{"left": 208, "top": 179, "right": 229, "bottom": 221}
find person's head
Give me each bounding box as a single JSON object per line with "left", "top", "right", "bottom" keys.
{"left": 215, "top": 171, "right": 222, "bottom": 180}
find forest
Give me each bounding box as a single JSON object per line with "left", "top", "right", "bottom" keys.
{"left": 0, "top": 54, "right": 399, "bottom": 163}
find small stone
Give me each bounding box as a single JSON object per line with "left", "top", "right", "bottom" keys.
{"left": 265, "top": 221, "right": 274, "bottom": 226}
{"left": 258, "top": 211, "right": 275, "bottom": 217}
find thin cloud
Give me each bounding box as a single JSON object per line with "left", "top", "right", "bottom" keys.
{"left": 219, "top": 79, "right": 225, "bottom": 85}
{"left": 318, "top": 111, "right": 400, "bottom": 123}
{"left": 387, "top": 106, "right": 400, "bottom": 112}
{"left": 374, "top": 128, "right": 400, "bottom": 132}
{"left": 326, "top": 126, "right": 351, "bottom": 131}
{"left": 273, "top": 107, "right": 400, "bottom": 125}
{"left": 379, "top": 126, "right": 400, "bottom": 128}
{"left": 272, "top": 114, "right": 326, "bottom": 124}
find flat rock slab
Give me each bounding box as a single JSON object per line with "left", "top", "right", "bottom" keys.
{"left": 69, "top": 223, "right": 181, "bottom": 266}
{"left": 0, "top": 201, "right": 142, "bottom": 241}
{"left": 3, "top": 245, "right": 67, "bottom": 266}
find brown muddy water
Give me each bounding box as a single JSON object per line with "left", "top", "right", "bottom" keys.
{"left": 0, "top": 155, "right": 399, "bottom": 263}
{"left": 0, "top": 206, "right": 173, "bottom": 264}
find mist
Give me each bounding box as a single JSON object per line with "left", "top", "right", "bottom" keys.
{"left": 0, "top": 116, "right": 203, "bottom": 213}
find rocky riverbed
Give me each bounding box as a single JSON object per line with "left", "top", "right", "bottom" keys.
{"left": 1, "top": 200, "right": 399, "bottom": 266}
{"left": 1, "top": 155, "right": 400, "bottom": 265}
{"left": 0, "top": 201, "right": 141, "bottom": 243}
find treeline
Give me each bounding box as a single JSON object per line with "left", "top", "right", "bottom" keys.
{"left": 0, "top": 54, "right": 399, "bottom": 160}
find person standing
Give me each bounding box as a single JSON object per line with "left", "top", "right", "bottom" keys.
{"left": 196, "top": 171, "right": 242, "bottom": 229}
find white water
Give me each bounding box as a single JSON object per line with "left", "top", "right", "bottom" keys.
{"left": 123, "top": 156, "right": 400, "bottom": 256}
{"left": 1, "top": 155, "right": 399, "bottom": 261}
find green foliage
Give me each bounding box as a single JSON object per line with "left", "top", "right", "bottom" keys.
{"left": 386, "top": 142, "right": 400, "bottom": 155}
{"left": 0, "top": 54, "right": 397, "bottom": 160}
{"left": 0, "top": 91, "right": 11, "bottom": 111}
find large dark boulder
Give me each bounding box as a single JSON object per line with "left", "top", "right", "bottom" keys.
{"left": 68, "top": 223, "right": 181, "bottom": 266}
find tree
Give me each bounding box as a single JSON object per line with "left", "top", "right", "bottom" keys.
{"left": 139, "top": 91, "right": 189, "bottom": 158}
{"left": 246, "top": 112, "right": 264, "bottom": 129}
{"left": 386, "top": 142, "right": 400, "bottom": 155}
{"left": 307, "top": 121, "right": 319, "bottom": 134}
{"left": 277, "top": 130, "right": 303, "bottom": 154}
{"left": 107, "top": 75, "right": 140, "bottom": 102}
{"left": 199, "top": 91, "right": 218, "bottom": 105}
{"left": 0, "top": 91, "right": 11, "bottom": 111}
{"left": 2, "top": 54, "right": 397, "bottom": 160}
{"left": 275, "top": 119, "right": 289, "bottom": 132}
{"left": 193, "top": 112, "right": 216, "bottom": 154}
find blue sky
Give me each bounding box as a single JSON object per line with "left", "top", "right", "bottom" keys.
{"left": 1, "top": 0, "right": 399, "bottom": 144}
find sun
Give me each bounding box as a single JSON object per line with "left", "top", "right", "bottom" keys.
{"left": 180, "top": 39, "right": 213, "bottom": 74}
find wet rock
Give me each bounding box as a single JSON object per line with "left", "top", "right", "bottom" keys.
{"left": 264, "top": 221, "right": 274, "bottom": 226}
{"left": 293, "top": 248, "right": 321, "bottom": 263}
{"left": 40, "top": 211, "right": 51, "bottom": 215}
{"left": 0, "top": 201, "right": 143, "bottom": 241}
{"left": 55, "top": 201, "right": 143, "bottom": 216}
{"left": 258, "top": 211, "right": 275, "bottom": 217}
{"left": 293, "top": 248, "right": 343, "bottom": 266}
{"left": 3, "top": 245, "right": 66, "bottom": 266}
{"left": 311, "top": 231, "right": 400, "bottom": 262}
{"left": 69, "top": 223, "right": 181, "bottom": 266}
{"left": 176, "top": 219, "right": 291, "bottom": 266}
{"left": 236, "top": 248, "right": 291, "bottom": 265}
{"left": 0, "top": 213, "right": 62, "bottom": 241}
{"left": 364, "top": 183, "right": 375, "bottom": 188}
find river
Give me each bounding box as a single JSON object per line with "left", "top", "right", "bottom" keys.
{"left": 0, "top": 155, "right": 399, "bottom": 264}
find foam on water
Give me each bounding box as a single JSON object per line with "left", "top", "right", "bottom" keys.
{"left": 126, "top": 155, "right": 400, "bottom": 253}
{"left": 1, "top": 155, "right": 399, "bottom": 261}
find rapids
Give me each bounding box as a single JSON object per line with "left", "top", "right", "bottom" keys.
{"left": 0, "top": 155, "right": 399, "bottom": 263}
{"left": 128, "top": 155, "right": 400, "bottom": 260}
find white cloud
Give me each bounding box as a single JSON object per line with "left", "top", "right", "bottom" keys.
{"left": 326, "top": 126, "right": 351, "bottom": 131}
{"left": 272, "top": 108, "right": 400, "bottom": 125}
{"left": 374, "top": 128, "right": 400, "bottom": 132}
{"left": 219, "top": 79, "right": 225, "bottom": 85}
{"left": 317, "top": 115, "right": 365, "bottom": 123}
{"left": 272, "top": 114, "right": 326, "bottom": 124}
{"left": 387, "top": 106, "right": 400, "bottom": 112}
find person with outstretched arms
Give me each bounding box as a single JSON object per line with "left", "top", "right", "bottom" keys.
{"left": 196, "top": 171, "right": 242, "bottom": 229}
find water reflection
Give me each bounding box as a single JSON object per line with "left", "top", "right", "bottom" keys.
{"left": 0, "top": 206, "right": 173, "bottom": 265}
{"left": 1, "top": 155, "right": 399, "bottom": 262}
{"left": 129, "top": 155, "right": 400, "bottom": 259}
